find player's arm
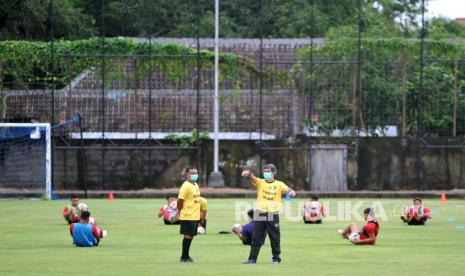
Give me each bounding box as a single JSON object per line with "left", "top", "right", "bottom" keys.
{"left": 282, "top": 185, "right": 296, "bottom": 197}
{"left": 158, "top": 207, "right": 165, "bottom": 218}
{"left": 92, "top": 225, "right": 103, "bottom": 239}
{"left": 423, "top": 208, "right": 432, "bottom": 218}
{"left": 63, "top": 206, "right": 69, "bottom": 218}
{"left": 241, "top": 170, "right": 258, "bottom": 186}
{"left": 236, "top": 233, "right": 247, "bottom": 242}
{"left": 176, "top": 184, "right": 189, "bottom": 220}
{"left": 231, "top": 226, "right": 246, "bottom": 242}
{"left": 353, "top": 231, "right": 376, "bottom": 245}
{"left": 321, "top": 205, "right": 326, "bottom": 217}
{"left": 69, "top": 224, "right": 74, "bottom": 237}
{"left": 176, "top": 199, "right": 184, "bottom": 219}
{"left": 69, "top": 208, "right": 80, "bottom": 222}
{"left": 200, "top": 210, "right": 207, "bottom": 222}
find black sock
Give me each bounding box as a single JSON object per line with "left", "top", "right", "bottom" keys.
{"left": 182, "top": 238, "right": 192, "bottom": 259}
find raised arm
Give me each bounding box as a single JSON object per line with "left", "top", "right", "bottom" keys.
{"left": 241, "top": 170, "right": 258, "bottom": 186}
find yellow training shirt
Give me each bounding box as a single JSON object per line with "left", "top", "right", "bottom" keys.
{"left": 200, "top": 197, "right": 208, "bottom": 211}
{"left": 178, "top": 181, "right": 201, "bottom": 220}
{"left": 252, "top": 177, "right": 289, "bottom": 212}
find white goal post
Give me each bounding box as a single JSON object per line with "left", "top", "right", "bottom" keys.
{"left": 0, "top": 123, "right": 52, "bottom": 199}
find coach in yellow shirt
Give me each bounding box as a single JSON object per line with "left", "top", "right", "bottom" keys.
{"left": 241, "top": 164, "right": 296, "bottom": 264}
{"left": 177, "top": 166, "right": 201, "bottom": 263}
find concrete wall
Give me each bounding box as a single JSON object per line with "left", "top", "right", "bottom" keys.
{"left": 49, "top": 138, "right": 465, "bottom": 190}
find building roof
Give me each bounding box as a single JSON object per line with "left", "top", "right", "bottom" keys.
{"left": 455, "top": 18, "right": 465, "bottom": 26}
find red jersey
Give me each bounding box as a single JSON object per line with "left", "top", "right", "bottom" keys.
{"left": 360, "top": 220, "right": 379, "bottom": 245}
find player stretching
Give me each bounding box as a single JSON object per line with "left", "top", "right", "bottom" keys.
{"left": 63, "top": 195, "right": 81, "bottom": 224}
{"left": 400, "top": 198, "right": 432, "bottom": 225}
{"left": 338, "top": 208, "right": 380, "bottom": 245}
{"left": 177, "top": 166, "right": 201, "bottom": 263}
{"left": 241, "top": 164, "right": 296, "bottom": 264}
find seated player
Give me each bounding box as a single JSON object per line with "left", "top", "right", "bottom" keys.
{"left": 401, "top": 198, "right": 432, "bottom": 225}
{"left": 302, "top": 194, "right": 326, "bottom": 224}
{"left": 77, "top": 203, "right": 96, "bottom": 224}
{"left": 63, "top": 195, "right": 81, "bottom": 224}
{"left": 231, "top": 209, "right": 266, "bottom": 246}
{"left": 158, "top": 195, "right": 180, "bottom": 225}
{"left": 197, "top": 197, "right": 208, "bottom": 234}
{"left": 70, "top": 211, "right": 107, "bottom": 247}
{"left": 338, "top": 208, "right": 379, "bottom": 245}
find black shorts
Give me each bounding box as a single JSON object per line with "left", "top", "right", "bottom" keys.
{"left": 408, "top": 217, "right": 427, "bottom": 225}
{"left": 303, "top": 218, "right": 322, "bottom": 224}
{"left": 180, "top": 220, "right": 199, "bottom": 236}
{"left": 164, "top": 218, "right": 180, "bottom": 225}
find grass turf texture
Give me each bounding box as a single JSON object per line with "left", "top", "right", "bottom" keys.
{"left": 0, "top": 198, "right": 464, "bottom": 275}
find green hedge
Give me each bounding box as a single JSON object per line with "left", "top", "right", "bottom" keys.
{"left": 0, "top": 37, "right": 257, "bottom": 90}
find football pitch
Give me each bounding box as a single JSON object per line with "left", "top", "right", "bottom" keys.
{"left": 0, "top": 198, "right": 464, "bottom": 275}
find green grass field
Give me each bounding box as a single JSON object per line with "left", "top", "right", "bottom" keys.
{"left": 0, "top": 198, "right": 464, "bottom": 275}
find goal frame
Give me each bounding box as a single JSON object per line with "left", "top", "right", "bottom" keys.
{"left": 0, "top": 123, "right": 52, "bottom": 199}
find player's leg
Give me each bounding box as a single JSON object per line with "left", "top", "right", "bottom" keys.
{"left": 349, "top": 223, "right": 359, "bottom": 233}
{"left": 339, "top": 223, "right": 358, "bottom": 238}
{"left": 182, "top": 234, "right": 193, "bottom": 260}
{"left": 180, "top": 221, "right": 198, "bottom": 262}
{"left": 266, "top": 213, "right": 281, "bottom": 263}
{"left": 247, "top": 220, "right": 266, "bottom": 263}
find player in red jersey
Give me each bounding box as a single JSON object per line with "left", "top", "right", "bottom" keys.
{"left": 63, "top": 195, "right": 81, "bottom": 224}
{"left": 401, "top": 198, "right": 432, "bottom": 225}
{"left": 302, "top": 195, "right": 326, "bottom": 224}
{"left": 338, "top": 208, "right": 379, "bottom": 245}
{"left": 158, "top": 195, "right": 180, "bottom": 225}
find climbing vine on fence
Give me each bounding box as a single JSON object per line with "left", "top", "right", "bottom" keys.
{"left": 296, "top": 37, "right": 465, "bottom": 136}
{"left": 0, "top": 37, "right": 259, "bottom": 90}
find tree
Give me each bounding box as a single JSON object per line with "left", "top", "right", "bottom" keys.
{"left": 428, "top": 17, "right": 465, "bottom": 39}
{"left": 0, "top": 0, "right": 95, "bottom": 40}
{"left": 0, "top": 0, "right": 428, "bottom": 40}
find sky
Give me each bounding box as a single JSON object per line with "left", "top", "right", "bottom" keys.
{"left": 427, "top": 0, "right": 465, "bottom": 19}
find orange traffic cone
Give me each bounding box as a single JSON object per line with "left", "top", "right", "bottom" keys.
{"left": 440, "top": 193, "right": 446, "bottom": 204}
{"left": 108, "top": 192, "right": 115, "bottom": 201}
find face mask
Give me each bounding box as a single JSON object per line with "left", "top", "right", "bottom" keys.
{"left": 190, "top": 174, "right": 199, "bottom": 182}
{"left": 263, "top": 172, "right": 273, "bottom": 181}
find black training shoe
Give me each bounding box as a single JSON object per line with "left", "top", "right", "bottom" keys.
{"left": 243, "top": 259, "right": 256, "bottom": 264}
{"left": 272, "top": 258, "right": 281, "bottom": 264}
{"left": 184, "top": 257, "right": 196, "bottom": 263}
{"left": 180, "top": 257, "right": 196, "bottom": 263}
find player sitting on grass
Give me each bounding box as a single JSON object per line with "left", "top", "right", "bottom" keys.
{"left": 338, "top": 208, "right": 379, "bottom": 245}
{"left": 232, "top": 209, "right": 266, "bottom": 246}
{"left": 70, "top": 211, "right": 107, "bottom": 247}
{"left": 400, "top": 198, "right": 432, "bottom": 225}
{"left": 302, "top": 195, "right": 325, "bottom": 224}
{"left": 63, "top": 195, "right": 81, "bottom": 224}
{"left": 158, "top": 195, "right": 180, "bottom": 225}
{"left": 197, "top": 197, "right": 208, "bottom": 234}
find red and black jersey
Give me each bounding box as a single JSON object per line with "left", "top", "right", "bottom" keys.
{"left": 360, "top": 220, "right": 379, "bottom": 245}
